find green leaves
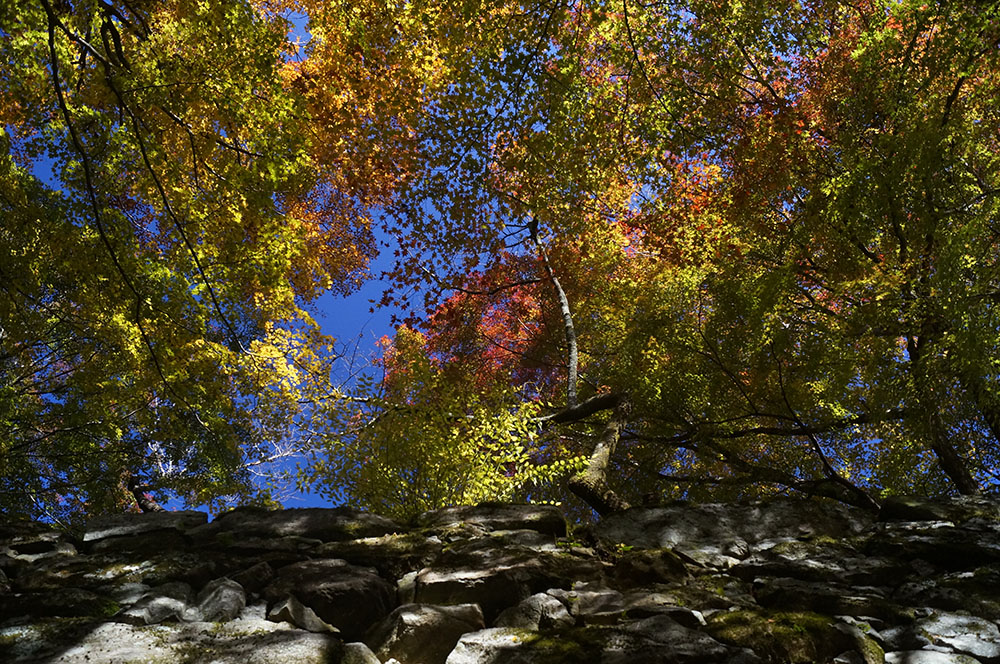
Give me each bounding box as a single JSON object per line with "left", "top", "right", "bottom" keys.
{"left": 300, "top": 328, "right": 584, "bottom": 519}
{"left": 0, "top": 0, "right": 376, "bottom": 520}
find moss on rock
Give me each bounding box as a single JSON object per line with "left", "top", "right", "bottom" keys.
{"left": 706, "top": 609, "right": 854, "bottom": 663}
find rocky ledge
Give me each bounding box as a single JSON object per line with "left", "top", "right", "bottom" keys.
{"left": 3, "top": 496, "right": 1000, "bottom": 663}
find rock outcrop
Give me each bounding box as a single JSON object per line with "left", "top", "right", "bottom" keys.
{"left": 3, "top": 496, "right": 1000, "bottom": 663}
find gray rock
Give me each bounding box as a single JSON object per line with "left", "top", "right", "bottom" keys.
{"left": 447, "top": 616, "right": 732, "bottom": 664}
{"left": 343, "top": 641, "right": 382, "bottom": 664}
{"left": 753, "top": 576, "right": 910, "bottom": 621}
{"left": 612, "top": 548, "right": 690, "bottom": 587}
{"left": 1, "top": 617, "right": 341, "bottom": 663}
{"left": 596, "top": 499, "right": 871, "bottom": 559}
{"left": 602, "top": 615, "right": 733, "bottom": 663}
{"left": 1, "top": 530, "right": 77, "bottom": 562}
{"left": 880, "top": 495, "right": 1000, "bottom": 524}
{"left": 366, "top": 603, "right": 485, "bottom": 664}
{"left": 209, "top": 534, "right": 324, "bottom": 555}
{"left": 418, "top": 504, "right": 567, "bottom": 537}
{"left": 885, "top": 652, "right": 984, "bottom": 664}
{"left": 197, "top": 577, "right": 246, "bottom": 622}
{"left": 444, "top": 627, "right": 553, "bottom": 664}
{"left": 314, "top": 532, "right": 443, "bottom": 578}
{"left": 108, "top": 582, "right": 150, "bottom": 605}
{"left": 117, "top": 581, "right": 197, "bottom": 624}
{"left": 415, "top": 565, "right": 528, "bottom": 624}
{"left": 495, "top": 593, "right": 575, "bottom": 630}
{"left": 397, "top": 570, "right": 419, "bottom": 604}
{"left": 415, "top": 537, "right": 605, "bottom": 621}
{"left": 89, "top": 529, "right": 190, "bottom": 554}
{"left": 193, "top": 505, "right": 403, "bottom": 543}
{"left": 83, "top": 510, "right": 207, "bottom": 543}
{"left": 913, "top": 611, "right": 1000, "bottom": 659}
{"left": 866, "top": 520, "right": 1000, "bottom": 570}
{"left": 486, "top": 529, "right": 561, "bottom": 551}
{"left": 548, "top": 585, "right": 626, "bottom": 624}
{"left": 733, "top": 539, "right": 910, "bottom": 587}
{"left": 230, "top": 561, "right": 276, "bottom": 594}
{"left": 267, "top": 595, "right": 338, "bottom": 633}
{"left": 263, "top": 558, "right": 395, "bottom": 640}
{"left": 621, "top": 592, "right": 706, "bottom": 628}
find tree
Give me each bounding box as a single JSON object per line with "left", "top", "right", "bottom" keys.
{"left": 0, "top": 0, "right": 397, "bottom": 520}
{"left": 6, "top": 0, "right": 1000, "bottom": 521}
{"left": 303, "top": 0, "right": 1000, "bottom": 516}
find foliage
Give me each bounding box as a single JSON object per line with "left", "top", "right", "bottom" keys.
{"left": 304, "top": 0, "right": 1000, "bottom": 513}
{"left": 6, "top": 0, "right": 1000, "bottom": 519}
{"left": 0, "top": 0, "right": 381, "bottom": 519}
{"left": 299, "top": 326, "right": 586, "bottom": 520}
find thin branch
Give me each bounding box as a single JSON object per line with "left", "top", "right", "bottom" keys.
{"left": 530, "top": 218, "right": 579, "bottom": 407}
{"left": 40, "top": 0, "right": 207, "bottom": 429}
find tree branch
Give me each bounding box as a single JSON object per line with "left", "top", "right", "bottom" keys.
{"left": 530, "top": 219, "right": 579, "bottom": 407}
{"left": 568, "top": 398, "right": 632, "bottom": 515}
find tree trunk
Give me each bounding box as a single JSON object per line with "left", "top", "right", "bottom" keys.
{"left": 128, "top": 478, "right": 165, "bottom": 512}
{"left": 908, "top": 336, "right": 980, "bottom": 495}
{"left": 568, "top": 398, "right": 631, "bottom": 515}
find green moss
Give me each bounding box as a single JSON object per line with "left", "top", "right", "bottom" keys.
{"left": 520, "top": 628, "right": 607, "bottom": 663}
{"left": 98, "top": 599, "right": 122, "bottom": 618}
{"left": 706, "top": 610, "right": 851, "bottom": 663}
{"left": 857, "top": 633, "right": 885, "bottom": 664}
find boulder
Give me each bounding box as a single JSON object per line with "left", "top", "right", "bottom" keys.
{"left": 707, "top": 609, "right": 881, "bottom": 664}
{"left": 366, "top": 603, "right": 485, "bottom": 664}
{"left": 0, "top": 617, "right": 341, "bottom": 663}
{"left": 413, "top": 540, "right": 604, "bottom": 622}
{"left": 116, "top": 581, "right": 199, "bottom": 624}
{"left": 909, "top": 611, "right": 1000, "bottom": 660}
{"left": 415, "top": 564, "right": 530, "bottom": 624}
{"left": 752, "top": 576, "right": 911, "bottom": 622}
{"left": 418, "top": 504, "right": 567, "bottom": 537}
{"left": 865, "top": 520, "right": 1000, "bottom": 570}
{"left": 197, "top": 577, "right": 246, "bottom": 622}
{"left": 494, "top": 593, "right": 575, "bottom": 630}
{"left": 732, "top": 539, "right": 911, "bottom": 587}
{"left": 611, "top": 548, "right": 689, "bottom": 588}
{"left": 884, "top": 651, "right": 983, "bottom": 664}
{"left": 547, "top": 584, "right": 626, "bottom": 624}
{"left": 1, "top": 528, "right": 77, "bottom": 562}
{"left": 263, "top": 559, "right": 396, "bottom": 640}
{"left": 229, "top": 561, "right": 276, "bottom": 595}
{"left": 267, "top": 595, "right": 338, "bottom": 633}
{"left": 879, "top": 495, "right": 1000, "bottom": 524}
{"left": 343, "top": 641, "right": 382, "bottom": 664}
{"left": 83, "top": 511, "right": 207, "bottom": 544}
{"left": 192, "top": 506, "right": 402, "bottom": 543}
{"left": 596, "top": 499, "right": 871, "bottom": 564}
{"left": 314, "top": 532, "right": 443, "bottom": 578}
{"left": 447, "top": 616, "right": 735, "bottom": 664}
{"left": 620, "top": 592, "right": 706, "bottom": 628}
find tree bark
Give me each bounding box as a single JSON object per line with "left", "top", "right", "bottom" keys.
{"left": 908, "top": 336, "right": 980, "bottom": 495}
{"left": 568, "top": 398, "right": 631, "bottom": 515}
{"left": 531, "top": 220, "right": 578, "bottom": 408}
{"left": 128, "top": 479, "right": 165, "bottom": 512}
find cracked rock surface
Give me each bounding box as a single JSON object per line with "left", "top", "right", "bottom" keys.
{"left": 4, "top": 496, "right": 1000, "bottom": 663}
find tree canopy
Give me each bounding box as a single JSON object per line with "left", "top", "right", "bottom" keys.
{"left": 4, "top": 0, "right": 1000, "bottom": 521}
